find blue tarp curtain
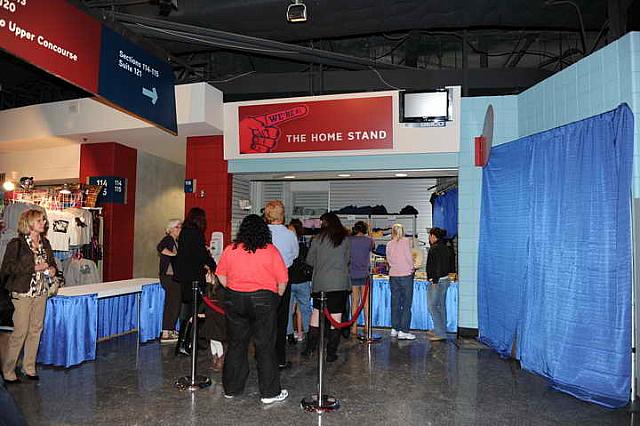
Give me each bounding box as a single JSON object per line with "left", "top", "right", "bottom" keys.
{"left": 38, "top": 294, "right": 98, "bottom": 367}
{"left": 432, "top": 188, "right": 458, "bottom": 238}
{"left": 359, "top": 278, "right": 458, "bottom": 332}
{"left": 478, "top": 104, "right": 633, "bottom": 408}
{"left": 139, "top": 283, "right": 165, "bottom": 343}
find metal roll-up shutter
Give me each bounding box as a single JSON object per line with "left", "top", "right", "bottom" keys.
{"left": 231, "top": 175, "right": 252, "bottom": 239}
{"left": 329, "top": 178, "right": 437, "bottom": 244}
{"left": 292, "top": 191, "right": 329, "bottom": 216}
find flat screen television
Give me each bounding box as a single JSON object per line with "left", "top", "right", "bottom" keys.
{"left": 400, "top": 90, "right": 450, "bottom": 123}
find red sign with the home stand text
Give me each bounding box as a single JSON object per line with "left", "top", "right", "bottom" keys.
{"left": 238, "top": 96, "right": 393, "bottom": 154}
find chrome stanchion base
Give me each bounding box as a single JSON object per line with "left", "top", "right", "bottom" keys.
{"left": 301, "top": 394, "right": 340, "bottom": 412}
{"left": 175, "top": 375, "right": 212, "bottom": 391}
{"left": 357, "top": 333, "right": 382, "bottom": 343}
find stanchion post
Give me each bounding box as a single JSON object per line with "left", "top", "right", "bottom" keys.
{"left": 359, "top": 276, "right": 381, "bottom": 343}
{"left": 301, "top": 292, "right": 340, "bottom": 412}
{"left": 175, "top": 280, "right": 212, "bottom": 391}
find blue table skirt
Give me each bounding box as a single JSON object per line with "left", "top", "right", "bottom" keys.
{"left": 37, "top": 282, "right": 164, "bottom": 368}
{"left": 357, "top": 278, "right": 458, "bottom": 332}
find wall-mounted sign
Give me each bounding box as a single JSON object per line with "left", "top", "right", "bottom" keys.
{"left": 238, "top": 96, "right": 393, "bottom": 154}
{"left": 0, "top": 0, "right": 177, "bottom": 134}
{"left": 184, "top": 178, "right": 196, "bottom": 193}
{"left": 88, "top": 176, "right": 127, "bottom": 204}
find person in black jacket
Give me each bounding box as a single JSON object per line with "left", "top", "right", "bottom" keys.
{"left": 173, "top": 207, "right": 216, "bottom": 356}
{"left": 1, "top": 209, "right": 56, "bottom": 383}
{"left": 426, "top": 227, "right": 453, "bottom": 342}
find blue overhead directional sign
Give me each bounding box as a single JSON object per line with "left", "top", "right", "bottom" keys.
{"left": 98, "top": 27, "right": 177, "bottom": 134}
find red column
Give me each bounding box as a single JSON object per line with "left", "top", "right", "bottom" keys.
{"left": 185, "top": 135, "right": 232, "bottom": 245}
{"left": 80, "top": 143, "right": 137, "bottom": 281}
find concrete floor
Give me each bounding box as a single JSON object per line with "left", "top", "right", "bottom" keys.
{"left": 6, "top": 331, "right": 632, "bottom": 425}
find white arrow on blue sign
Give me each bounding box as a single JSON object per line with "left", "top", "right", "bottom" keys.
{"left": 142, "top": 87, "right": 158, "bottom": 105}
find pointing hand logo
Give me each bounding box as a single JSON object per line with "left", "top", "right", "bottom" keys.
{"left": 239, "top": 105, "right": 309, "bottom": 153}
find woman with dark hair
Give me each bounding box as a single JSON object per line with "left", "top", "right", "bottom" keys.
{"left": 286, "top": 218, "right": 312, "bottom": 343}
{"left": 216, "top": 214, "right": 289, "bottom": 404}
{"left": 426, "top": 227, "right": 453, "bottom": 342}
{"left": 304, "top": 212, "right": 351, "bottom": 362}
{"left": 173, "top": 207, "right": 216, "bottom": 356}
{"left": 349, "top": 221, "right": 374, "bottom": 336}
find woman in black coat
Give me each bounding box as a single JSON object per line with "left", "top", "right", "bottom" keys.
{"left": 173, "top": 207, "right": 216, "bottom": 356}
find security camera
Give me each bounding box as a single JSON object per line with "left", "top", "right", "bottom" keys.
{"left": 287, "top": 1, "right": 307, "bottom": 23}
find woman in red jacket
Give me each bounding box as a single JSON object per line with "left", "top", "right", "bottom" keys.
{"left": 216, "top": 214, "right": 289, "bottom": 405}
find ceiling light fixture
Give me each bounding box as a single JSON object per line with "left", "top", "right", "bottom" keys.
{"left": 157, "top": 0, "right": 178, "bottom": 17}
{"left": 394, "top": 173, "right": 408, "bottom": 177}
{"left": 337, "top": 174, "right": 351, "bottom": 177}
{"left": 286, "top": 0, "right": 307, "bottom": 23}
{"left": 2, "top": 180, "right": 15, "bottom": 191}
{"left": 283, "top": 175, "right": 296, "bottom": 179}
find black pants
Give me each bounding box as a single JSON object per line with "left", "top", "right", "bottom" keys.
{"left": 222, "top": 289, "right": 281, "bottom": 398}
{"left": 275, "top": 283, "right": 292, "bottom": 365}
{"left": 160, "top": 275, "right": 181, "bottom": 330}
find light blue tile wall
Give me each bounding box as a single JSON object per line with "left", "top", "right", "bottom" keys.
{"left": 458, "top": 32, "right": 640, "bottom": 329}
{"left": 457, "top": 96, "right": 518, "bottom": 328}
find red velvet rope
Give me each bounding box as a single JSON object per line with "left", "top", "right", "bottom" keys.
{"left": 322, "top": 283, "right": 369, "bottom": 329}
{"left": 202, "top": 295, "right": 226, "bottom": 315}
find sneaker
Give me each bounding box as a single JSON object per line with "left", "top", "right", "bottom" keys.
{"left": 390, "top": 329, "right": 398, "bottom": 337}
{"left": 398, "top": 331, "right": 416, "bottom": 340}
{"left": 224, "top": 393, "right": 235, "bottom": 399}
{"left": 261, "top": 389, "right": 288, "bottom": 404}
{"left": 160, "top": 334, "right": 178, "bottom": 343}
{"left": 428, "top": 335, "right": 447, "bottom": 342}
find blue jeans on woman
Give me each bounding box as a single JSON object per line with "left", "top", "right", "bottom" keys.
{"left": 390, "top": 274, "right": 414, "bottom": 332}
{"left": 287, "top": 281, "right": 312, "bottom": 335}
{"left": 428, "top": 277, "right": 450, "bottom": 337}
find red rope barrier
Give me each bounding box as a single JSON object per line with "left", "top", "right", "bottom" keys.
{"left": 202, "top": 295, "right": 226, "bottom": 315}
{"left": 322, "top": 283, "right": 369, "bottom": 329}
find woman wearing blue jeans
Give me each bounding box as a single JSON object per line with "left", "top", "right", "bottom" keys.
{"left": 286, "top": 219, "right": 313, "bottom": 342}
{"left": 386, "top": 223, "right": 416, "bottom": 340}
{"left": 426, "top": 227, "right": 454, "bottom": 341}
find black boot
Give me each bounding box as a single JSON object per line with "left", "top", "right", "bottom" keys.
{"left": 326, "top": 329, "right": 341, "bottom": 363}
{"left": 175, "top": 319, "right": 192, "bottom": 357}
{"left": 302, "top": 326, "right": 319, "bottom": 356}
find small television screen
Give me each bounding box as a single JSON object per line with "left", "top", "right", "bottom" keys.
{"left": 400, "top": 90, "right": 450, "bottom": 123}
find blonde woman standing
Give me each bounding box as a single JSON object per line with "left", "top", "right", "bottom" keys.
{"left": 157, "top": 218, "right": 182, "bottom": 343}
{"left": 385, "top": 223, "right": 416, "bottom": 340}
{"left": 1, "top": 209, "right": 56, "bottom": 383}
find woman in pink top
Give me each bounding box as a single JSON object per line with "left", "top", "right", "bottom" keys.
{"left": 385, "top": 223, "right": 416, "bottom": 340}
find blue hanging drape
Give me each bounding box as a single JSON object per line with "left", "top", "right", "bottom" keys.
{"left": 478, "top": 104, "right": 633, "bottom": 408}
{"left": 432, "top": 188, "right": 458, "bottom": 238}
{"left": 38, "top": 294, "right": 98, "bottom": 367}
{"left": 139, "top": 283, "right": 165, "bottom": 343}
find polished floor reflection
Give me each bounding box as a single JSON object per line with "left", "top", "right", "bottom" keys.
{"left": 7, "top": 331, "right": 631, "bottom": 425}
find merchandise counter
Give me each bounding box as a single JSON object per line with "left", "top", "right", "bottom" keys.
{"left": 37, "top": 278, "right": 165, "bottom": 368}
{"left": 362, "top": 277, "right": 458, "bottom": 332}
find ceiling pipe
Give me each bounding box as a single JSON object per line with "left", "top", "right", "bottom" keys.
{"left": 107, "top": 12, "right": 410, "bottom": 71}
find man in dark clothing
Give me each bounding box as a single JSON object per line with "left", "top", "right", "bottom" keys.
{"left": 426, "top": 227, "right": 454, "bottom": 341}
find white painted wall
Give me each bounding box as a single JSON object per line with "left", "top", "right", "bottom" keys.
{"left": 0, "top": 144, "right": 80, "bottom": 182}
{"left": 224, "top": 87, "right": 461, "bottom": 160}
{"left": 0, "top": 83, "right": 223, "bottom": 165}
